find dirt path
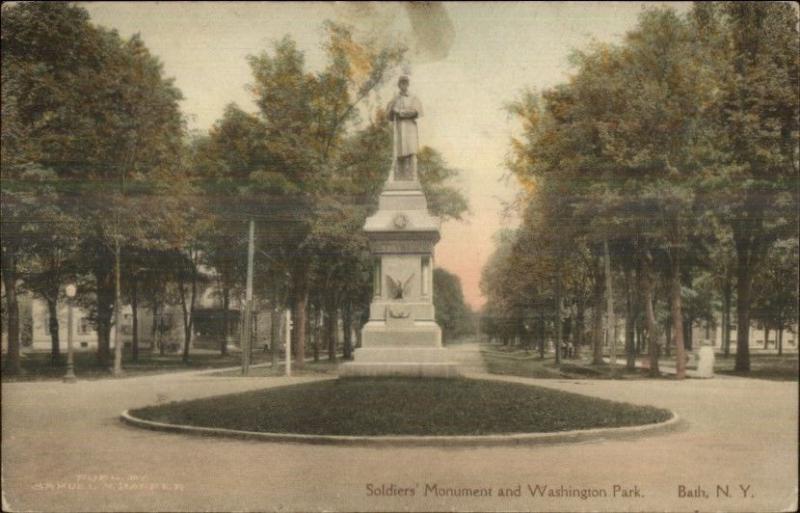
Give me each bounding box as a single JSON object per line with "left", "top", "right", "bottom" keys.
{"left": 446, "top": 341, "right": 488, "bottom": 374}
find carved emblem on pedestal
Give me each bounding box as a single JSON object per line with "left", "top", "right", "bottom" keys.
{"left": 393, "top": 213, "right": 409, "bottom": 229}
{"left": 387, "top": 307, "right": 411, "bottom": 319}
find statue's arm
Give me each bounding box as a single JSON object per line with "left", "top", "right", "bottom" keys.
{"left": 386, "top": 96, "right": 421, "bottom": 120}
{"left": 396, "top": 98, "right": 422, "bottom": 120}
{"left": 397, "top": 109, "right": 418, "bottom": 120}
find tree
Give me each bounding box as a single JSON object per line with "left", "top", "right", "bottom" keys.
{"left": 2, "top": 2, "right": 186, "bottom": 371}
{"left": 691, "top": 2, "right": 799, "bottom": 371}
{"left": 504, "top": 8, "right": 729, "bottom": 379}
{"left": 751, "top": 239, "right": 799, "bottom": 355}
{"left": 0, "top": 2, "right": 101, "bottom": 373}
{"left": 18, "top": 186, "right": 81, "bottom": 365}
{"left": 706, "top": 225, "right": 737, "bottom": 357}
{"left": 480, "top": 229, "right": 530, "bottom": 348}
{"left": 433, "top": 268, "right": 473, "bottom": 344}
{"left": 244, "top": 25, "right": 411, "bottom": 367}
{"left": 189, "top": 108, "right": 272, "bottom": 357}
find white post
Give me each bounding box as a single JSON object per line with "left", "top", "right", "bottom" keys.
{"left": 285, "top": 308, "right": 292, "bottom": 377}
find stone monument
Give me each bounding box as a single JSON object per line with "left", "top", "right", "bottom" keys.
{"left": 340, "top": 75, "right": 458, "bottom": 378}
{"left": 695, "top": 340, "right": 715, "bottom": 378}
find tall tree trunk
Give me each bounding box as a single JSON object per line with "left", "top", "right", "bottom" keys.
{"left": 664, "top": 318, "right": 672, "bottom": 357}
{"left": 152, "top": 302, "right": 163, "bottom": 356}
{"left": 633, "top": 267, "right": 645, "bottom": 357}
{"left": 270, "top": 304, "right": 281, "bottom": 368}
{"left": 190, "top": 267, "right": 197, "bottom": 359}
{"left": 131, "top": 277, "right": 139, "bottom": 362}
{"left": 669, "top": 252, "right": 687, "bottom": 380}
{"left": 625, "top": 269, "right": 636, "bottom": 370}
{"left": 179, "top": 279, "right": 190, "bottom": 362}
{"left": 95, "top": 264, "right": 113, "bottom": 366}
{"left": 291, "top": 272, "right": 309, "bottom": 369}
{"left": 1, "top": 250, "right": 21, "bottom": 374}
{"left": 592, "top": 268, "right": 605, "bottom": 365}
{"left": 313, "top": 305, "right": 321, "bottom": 362}
{"left": 763, "top": 325, "right": 769, "bottom": 350}
{"left": 734, "top": 251, "right": 753, "bottom": 372}
{"left": 538, "top": 312, "right": 545, "bottom": 360}
{"left": 554, "top": 261, "right": 562, "bottom": 365}
{"left": 47, "top": 296, "right": 62, "bottom": 365}
{"left": 732, "top": 227, "right": 766, "bottom": 372}
{"left": 641, "top": 250, "right": 660, "bottom": 376}
{"left": 683, "top": 316, "right": 692, "bottom": 352}
{"left": 112, "top": 237, "right": 123, "bottom": 376}
{"left": 178, "top": 265, "right": 196, "bottom": 364}
{"left": 325, "top": 303, "right": 337, "bottom": 362}
{"left": 333, "top": 307, "right": 340, "bottom": 358}
{"left": 221, "top": 287, "right": 230, "bottom": 356}
{"left": 576, "top": 294, "right": 585, "bottom": 353}
{"left": 342, "top": 302, "right": 353, "bottom": 359}
{"left": 722, "top": 275, "right": 732, "bottom": 357}
{"left": 777, "top": 326, "right": 783, "bottom": 356}
{"left": 603, "top": 240, "right": 615, "bottom": 369}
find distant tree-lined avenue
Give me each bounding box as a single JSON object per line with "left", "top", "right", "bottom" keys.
{"left": 482, "top": 3, "right": 798, "bottom": 377}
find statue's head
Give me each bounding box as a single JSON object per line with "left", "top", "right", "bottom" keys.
{"left": 398, "top": 75, "right": 409, "bottom": 94}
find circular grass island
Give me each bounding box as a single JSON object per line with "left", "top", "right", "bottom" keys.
{"left": 125, "top": 378, "right": 675, "bottom": 445}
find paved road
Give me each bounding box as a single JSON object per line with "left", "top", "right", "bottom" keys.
{"left": 2, "top": 347, "right": 797, "bottom": 513}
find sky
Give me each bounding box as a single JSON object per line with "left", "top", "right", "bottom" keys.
{"left": 83, "top": 1, "right": 690, "bottom": 309}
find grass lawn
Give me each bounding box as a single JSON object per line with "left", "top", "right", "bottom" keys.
{"left": 483, "top": 344, "right": 798, "bottom": 381}
{"left": 1, "top": 348, "right": 272, "bottom": 382}
{"left": 211, "top": 358, "right": 341, "bottom": 378}
{"left": 482, "top": 345, "right": 653, "bottom": 380}
{"left": 659, "top": 352, "right": 800, "bottom": 381}
{"left": 673, "top": 353, "right": 798, "bottom": 381}
{"left": 130, "top": 377, "right": 672, "bottom": 436}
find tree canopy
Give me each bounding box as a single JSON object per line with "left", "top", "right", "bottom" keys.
{"left": 484, "top": 3, "right": 798, "bottom": 376}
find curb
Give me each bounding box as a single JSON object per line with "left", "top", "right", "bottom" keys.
{"left": 120, "top": 410, "right": 682, "bottom": 448}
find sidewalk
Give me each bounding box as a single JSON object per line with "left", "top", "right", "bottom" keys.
{"left": 445, "top": 341, "right": 488, "bottom": 374}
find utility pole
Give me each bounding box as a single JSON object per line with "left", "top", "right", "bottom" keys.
{"left": 112, "top": 137, "right": 133, "bottom": 377}
{"left": 604, "top": 239, "right": 617, "bottom": 372}
{"left": 241, "top": 219, "right": 255, "bottom": 375}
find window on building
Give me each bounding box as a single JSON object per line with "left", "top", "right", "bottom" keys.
{"left": 78, "top": 318, "right": 92, "bottom": 335}
{"left": 121, "top": 313, "right": 133, "bottom": 334}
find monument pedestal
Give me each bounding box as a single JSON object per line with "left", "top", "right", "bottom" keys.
{"left": 340, "top": 181, "right": 459, "bottom": 378}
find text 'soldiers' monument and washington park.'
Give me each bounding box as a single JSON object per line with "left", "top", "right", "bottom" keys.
{"left": 341, "top": 75, "right": 458, "bottom": 378}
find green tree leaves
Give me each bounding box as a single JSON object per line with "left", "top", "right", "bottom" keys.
{"left": 488, "top": 4, "right": 798, "bottom": 375}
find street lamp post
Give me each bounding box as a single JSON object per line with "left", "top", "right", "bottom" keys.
{"left": 64, "top": 284, "right": 77, "bottom": 383}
